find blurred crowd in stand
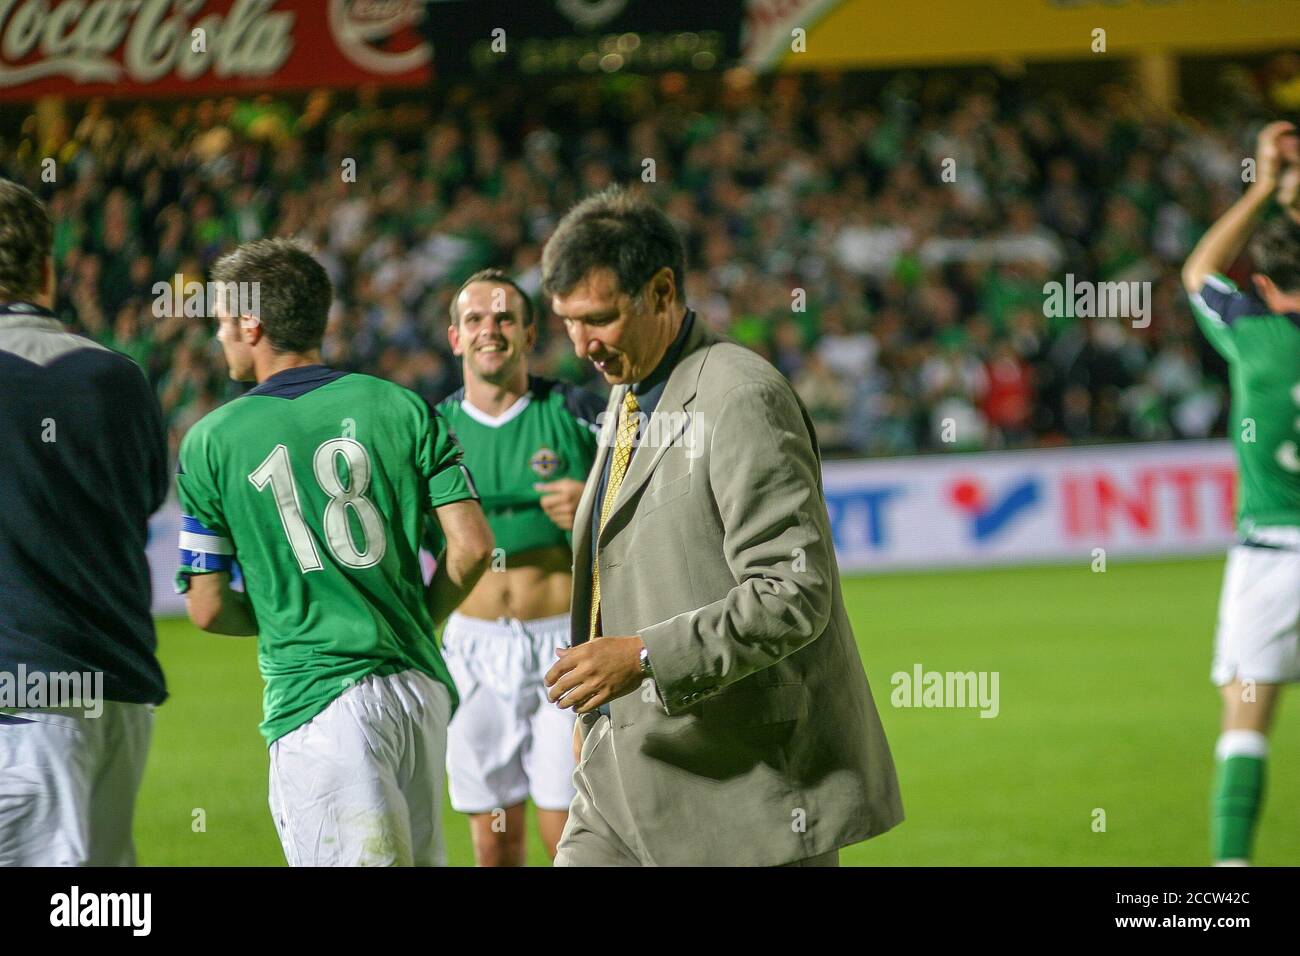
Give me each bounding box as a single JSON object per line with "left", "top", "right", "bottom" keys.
{"left": 4, "top": 53, "right": 1299, "bottom": 463}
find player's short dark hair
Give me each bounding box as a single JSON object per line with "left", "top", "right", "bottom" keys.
{"left": 541, "top": 186, "right": 685, "bottom": 302}
{"left": 450, "top": 268, "right": 535, "bottom": 327}
{"left": 1252, "top": 215, "right": 1300, "bottom": 295}
{"left": 0, "top": 179, "right": 52, "bottom": 303}
{"left": 210, "top": 239, "right": 331, "bottom": 354}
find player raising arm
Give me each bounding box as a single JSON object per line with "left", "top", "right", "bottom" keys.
{"left": 1182, "top": 120, "right": 1300, "bottom": 866}
{"left": 177, "top": 239, "right": 493, "bottom": 866}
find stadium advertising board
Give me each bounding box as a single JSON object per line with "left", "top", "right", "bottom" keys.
{"left": 822, "top": 440, "right": 1237, "bottom": 572}
{"left": 0, "top": 0, "right": 431, "bottom": 100}
{"left": 758, "top": 0, "right": 1300, "bottom": 69}
{"left": 742, "top": 0, "right": 842, "bottom": 70}
{"left": 421, "top": 0, "right": 744, "bottom": 76}
{"left": 146, "top": 439, "right": 1238, "bottom": 612}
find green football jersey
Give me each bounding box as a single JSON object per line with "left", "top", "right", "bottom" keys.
{"left": 1190, "top": 273, "right": 1300, "bottom": 530}
{"left": 175, "top": 366, "right": 477, "bottom": 745}
{"left": 434, "top": 376, "right": 603, "bottom": 558}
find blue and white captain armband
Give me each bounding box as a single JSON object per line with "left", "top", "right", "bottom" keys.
{"left": 175, "top": 515, "right": 234, "bottom": 593}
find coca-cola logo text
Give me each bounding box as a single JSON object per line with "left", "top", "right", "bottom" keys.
{"left": 0, "top": 0, "right": 295, "bottom": 87}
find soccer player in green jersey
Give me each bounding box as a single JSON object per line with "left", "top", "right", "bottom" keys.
{"left": 175, "top": 239, "right": 493, "bottom": 866}
{"left": 1183, "top": 120, "right": 1300, "bottom": 866}
{"left": 436, "top": 269, "right": 604, "bottom": 866}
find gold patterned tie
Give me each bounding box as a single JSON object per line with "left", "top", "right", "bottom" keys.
{"left": 589, "top": 389, "right": 640, "bottom": 641}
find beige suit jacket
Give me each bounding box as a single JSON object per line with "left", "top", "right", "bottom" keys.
{"left": 570, "top": 315, "right": 904, "bottom": 866}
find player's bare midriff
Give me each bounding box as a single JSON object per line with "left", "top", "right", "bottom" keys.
{"left": 456, "top": 544, "right": 573, "bottom": 622}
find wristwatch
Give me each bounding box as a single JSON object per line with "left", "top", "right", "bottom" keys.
{"left": 638, "top": 644, "right": 654, "bottom": 680}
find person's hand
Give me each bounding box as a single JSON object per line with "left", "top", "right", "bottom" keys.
{"left": 545, "top": 636, "right": 643, "bottom": 714}
{"left": 1253, "top": 120, "right": 1298, "bottom": 193}
{"left": 535, "top": 478, "right": 585, "bottom": 531}
{"left": 572, "top": 719, "right": 582, "bottom": 764}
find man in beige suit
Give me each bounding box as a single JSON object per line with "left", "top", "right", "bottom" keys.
{"left": 542, "top": 187, "right": 903, "bottom": 866}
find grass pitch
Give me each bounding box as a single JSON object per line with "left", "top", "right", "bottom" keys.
{"left": 135, "top": 556, "right": 1300, "bottom": 866}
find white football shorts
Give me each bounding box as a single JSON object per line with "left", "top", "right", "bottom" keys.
{"left": 1212, "top": 527, "right": 1300, "bottom": 686}
{"left": 0, "top": 701, "right": 153, "bottom": 866}
{"left": 442, "top": 612, "right": 577, "bottom": 813}
{"left": 267, "top": 668, "right": 451, "bottom": 866}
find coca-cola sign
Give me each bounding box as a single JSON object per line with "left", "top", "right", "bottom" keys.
{"left": 0, "top": 0, "right": 431, "bottom": 99}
